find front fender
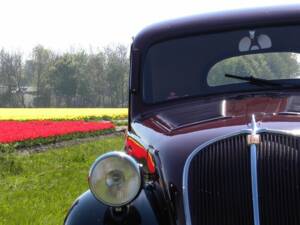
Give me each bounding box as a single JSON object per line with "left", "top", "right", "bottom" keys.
{"left": 64, "top": 189, "right": 164, "bottom": 225}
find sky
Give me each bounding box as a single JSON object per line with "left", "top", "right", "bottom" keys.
{"left": 0, "top": 0, "right": 299, "bottom": 55}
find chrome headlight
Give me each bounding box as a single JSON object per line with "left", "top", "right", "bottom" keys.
{"left": 88, "top": 151, "right": 141, "bottom": 207}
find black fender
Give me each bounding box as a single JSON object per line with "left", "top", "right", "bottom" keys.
{"left": 64, "top": 188, "right": 168, "bottom": 225}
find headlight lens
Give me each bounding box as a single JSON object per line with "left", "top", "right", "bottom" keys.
{"left": 88, "top": 151, "right": 141, "bottom": 207}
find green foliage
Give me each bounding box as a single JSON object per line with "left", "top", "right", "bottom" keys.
{"left": 0, "top": 45, "right": 129, "bottom": 108}
{"left": 0, "top": 136, "right": 124, "bottom": 225}
{"left": 104, "top": 46, "right": 129, "bottom": 107}
{"left": 0, "top": 144, "right": 15, "bottom": 153}
{"left": 0, "top": 50, "right": 24, "bottom": 107}
{"left": 31, "top": 45, "right": 54, "bottom": 107}
{"left": 50, "top": 55, "right": 78, "bottom": 105}
{"left": 208, "top": 52, "right": 300, "bottom": 86}
{"left": 113, "top": 119, "right": 128, "bottom": 126}
{"left": 0, "top": 152, "right": 23, "bottom": 177}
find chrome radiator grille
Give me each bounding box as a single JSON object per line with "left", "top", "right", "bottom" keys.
{"left": 258, "top": 133, "right": 300, "bottom": 225}
{"left": 188, "top": 134, "right": 253, "bottom": 225}
{"left": 186, "top": 132, "right": 300, "bottom": 225}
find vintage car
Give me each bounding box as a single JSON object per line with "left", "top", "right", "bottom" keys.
{"left": 64, "top": 5, "right": 300, "bottom": 225}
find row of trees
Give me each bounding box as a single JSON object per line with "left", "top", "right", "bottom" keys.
{"left": 4, "top": 46, "right": 298, "bottom": 107}
{"left": 0, "top": 45, "right": 129, "bottom": 107}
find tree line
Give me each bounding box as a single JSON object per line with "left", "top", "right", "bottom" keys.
{"left": 3, "top": 47, "right": 299, "bottom": 108}
{"left": 0, "top": 45, "right": 129, "bottom": 107}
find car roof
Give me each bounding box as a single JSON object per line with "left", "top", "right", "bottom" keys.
{"left": 132, "top": 4, "right": 300, "bottom": 50}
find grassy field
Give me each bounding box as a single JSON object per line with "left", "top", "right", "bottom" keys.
{"left": 0, "top": 108, "right": 128, "bottom": 121}
{"left": 0, "top": 135, "right": 124, "bottom": 225}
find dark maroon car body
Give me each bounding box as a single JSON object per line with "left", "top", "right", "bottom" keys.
{"left": 65, "top": 5, "right": 300, "bottom": 225}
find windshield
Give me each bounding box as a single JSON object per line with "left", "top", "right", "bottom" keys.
{"left": 142, "top": 26, "right": 300, "bottom": 104}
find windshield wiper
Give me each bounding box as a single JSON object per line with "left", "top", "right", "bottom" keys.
{"left": 225, "top": 73, "right": 282, "bottom": 87}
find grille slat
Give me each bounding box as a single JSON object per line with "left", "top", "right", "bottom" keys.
{"left": 258, "top": 133, "right": 300, "bottom": 225}
{"left": 187, "top": 132, "right": 300, "bottom": 225}
{"left": 188, "top": 134, "right": 254, "bottom": 225}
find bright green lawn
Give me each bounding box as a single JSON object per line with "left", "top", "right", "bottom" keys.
{"left": 0, "top": 136, "right": 124, "bottom": 225}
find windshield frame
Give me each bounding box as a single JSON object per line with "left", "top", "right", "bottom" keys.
{"left": 140, "top": 25, "right": 300, "bottom": 105}
{"left": 129, "top": 7, "right": 300, "bottom": 121}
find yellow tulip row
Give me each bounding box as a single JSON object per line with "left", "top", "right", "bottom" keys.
{"left": 0, "top": 108, "right": 128, "bottom": 121}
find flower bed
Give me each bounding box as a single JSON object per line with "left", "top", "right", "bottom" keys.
{"left": 0, "top": 121, "right": 115, "bottom": 144}
{"left": 0, "top": 108, "right": 128, "bottom": 121}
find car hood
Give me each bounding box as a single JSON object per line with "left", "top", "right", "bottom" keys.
{"left": 130, "top": 94, "right": 300, "bottom": 223}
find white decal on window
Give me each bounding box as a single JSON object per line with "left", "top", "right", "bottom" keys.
{"left": 239, "top": 30, "right": 272, "bottom": 52}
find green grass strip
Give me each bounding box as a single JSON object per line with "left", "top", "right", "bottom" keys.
{"left": 0, "top": 136, "right": 124, "bottom": 225}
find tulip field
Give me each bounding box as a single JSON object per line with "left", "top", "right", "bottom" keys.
{"left": 0, "top": 121, "right": 114, "bottom": 143}
{"left": 0, "top": 108, "right": 127, "bottom": 224}
{"left": 0, "top": 108, "right": 127, "bottom": 121}
{"left": 0, "top": 108, "right": 127, "bottom": 148}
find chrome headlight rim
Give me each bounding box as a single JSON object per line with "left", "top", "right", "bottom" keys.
{"left": 88, "top": 151, "right": 142, "bottom": 207}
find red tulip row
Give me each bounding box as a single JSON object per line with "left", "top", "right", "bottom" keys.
{"left": 0, "top": 121, "right": 115, "bottom": 143}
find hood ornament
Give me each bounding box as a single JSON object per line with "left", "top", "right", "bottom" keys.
{"left": 247, "top": 115, "right": 261, "bottom": 145}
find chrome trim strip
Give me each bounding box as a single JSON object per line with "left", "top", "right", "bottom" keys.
{"left": 250, "top": 115, "right": 261, "bottom": 225}
{"left": 221, "top": 100, "right": 226, "bottom": 116}
{"left": 251, "top": 114, "right": 258, "bottom": 134}
{"left": 182, "top": 116, "right": 299, "bottom": 225}
{"left": 250, "top": 143, "right": 260, "bottom": 225}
